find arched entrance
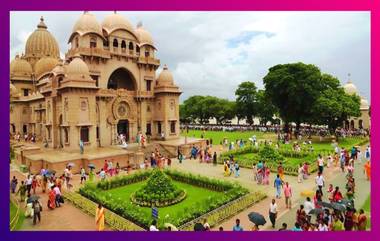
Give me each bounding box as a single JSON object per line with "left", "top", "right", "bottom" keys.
{"left": 344, "top": 120, "right": 349, "bottom": 130}
{"left": 359, "top": 120, "right": 363, "bottom": 129}
{"left": 117, "top": 119, "right": 129, "bottom": 142}
{"left": 10, "top": 124, "right": 15, "bottom": 133}
{"left": 107, "top": 68, "right": 136, "bottom": 90}
{"left": 350, "top": 120, "right": 355, "bottom": 130}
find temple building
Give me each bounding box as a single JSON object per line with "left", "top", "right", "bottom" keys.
{"left": 10, "top": 12, "right": 181, "bottom": 151}
{"left": 343, "top": 78, "right": 370, "bottom": 130}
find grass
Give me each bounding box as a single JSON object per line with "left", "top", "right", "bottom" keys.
{"left": 181, "top": 129, "right": 272, "bottom": 145}
{"left": 361, "top": 195, "right": 371, "bottom": 230}
{"left": 105, "top": 180, "right": 225, "bottom": 223}
{"left": 10, "top": 201, "right": 24, "bottom": 230}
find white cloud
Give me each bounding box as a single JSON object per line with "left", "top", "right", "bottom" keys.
{"left": 10, "top": 11, "right": 370, "bottom": 102}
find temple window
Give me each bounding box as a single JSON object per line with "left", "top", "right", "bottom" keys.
{"left": 146, "top": 80, "right": 152, "bottom": 91}
{"left": 80, "top": 126, "right": 89, "bottom": 143}
{"left": 113, "top": 39, "right": 119, "bottom": 48}
{"left": 90, "top": 37, "right": 97, "bottom": 48}
{"left": 170, "top": 121, "right": 176, "bottom": 134}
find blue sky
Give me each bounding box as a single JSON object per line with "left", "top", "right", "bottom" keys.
{"left": 10, "top": 11, "right": 370, "bottom": 103}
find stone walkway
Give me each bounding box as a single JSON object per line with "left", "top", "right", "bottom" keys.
{"left": 168, "top": 147, "right": 370, "bottom": 231}
{"left": 10, "top": 165, "right": 109, "bottom": 231}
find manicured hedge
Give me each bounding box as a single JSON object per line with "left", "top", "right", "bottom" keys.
{"left": 79, "top": 170, "right": 250, "bottom": 229}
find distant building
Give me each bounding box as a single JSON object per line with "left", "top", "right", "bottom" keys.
{"left": 343, "top": 78, "right": 370, "bottom": 130}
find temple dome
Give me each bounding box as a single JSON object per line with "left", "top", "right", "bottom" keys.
{"left": 156, "top": 65, "right": 174, "bottom": 86}
{"left": 135, "top": 23, "right": 154, "bottom": 47}
{"left": 34, "top": 57, "right": 59, "bottom": 79}
{"left": 25, "top": 17, "right": 60, "bottom": 59}
{"left": 102, "top": 12, "right": 135, "bottom": 36}
{"left": 360, "top": 97, "right": 369, "bottom": 110}
{"left": 344, "top": 80, "right": 358, "bottom": 95}
{"left": 69, "top": 12, "right": 103, "bottom": 42}
{"left": 66, "top": 55, "right": 91, "bottom": 80}
{"left": 10, "top": 55, "right": 33, "bottom": 80}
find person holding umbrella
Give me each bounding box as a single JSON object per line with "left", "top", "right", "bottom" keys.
{"left": 269, "top": 199, "right": 278, "bottom": 228}
{"left": 248, "top": 212, "right": 266, "bottom": 230}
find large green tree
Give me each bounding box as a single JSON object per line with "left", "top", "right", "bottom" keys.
{"left": 235, "top": 81, "right": 258, "bottom": 125}
{"left": 310, "top": 74, "right": 361, "bottom": 133}
{"left": 256, "top": 89, "right": 278, "bottom": 125}
{"left": 263, "top": 62, "right": 324, "bottom": 133}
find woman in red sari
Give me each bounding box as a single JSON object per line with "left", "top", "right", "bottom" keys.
{"left": 48, "top": 186, "right": 56, "bottom": 209}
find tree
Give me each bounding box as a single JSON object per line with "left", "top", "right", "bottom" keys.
{"left": 263, "top": 62, "right": 324, "bottom": 134}
{"left": 256, "top": 89, "right": 278, "bottom": 125}
{"left": 310, "top": 74, "right": 361, "bottom": 134}
{"left": 235, "top": 81, "right": 258, "bottom": 125}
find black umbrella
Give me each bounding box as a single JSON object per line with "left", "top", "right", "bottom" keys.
{"left": 27, "top": 195, "right": 40, "bottom": 203}
{"left": 248, "top": 212, "right": 266, "bottom": 226}
{"left": 309, "top": 208, "right": 324, "bottom": 216}
{"left": 331, "top": 202, "right": 346, "bottom": 212}
{"left": 318, "top": 201, "right": 334, "bottom": 209}
{"left": 340, "top": 199, "right": 354, "bottom": 209}
{"left": 193, "top": 222, "right": 205, "bottom": 231}
{"left": 88, "top": 163, "right": 96, "bottom": 169}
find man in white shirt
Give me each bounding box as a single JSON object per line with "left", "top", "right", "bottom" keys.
{"left": 269, "top": 199, "right": 278, "bottom": 228}
{"left": 149, "top": 220, "right": 159, "bottom": 231}
{"left": 303, "top": 197, "right": 314, "bottom": 215}
{"left": 315, "top": 172, "right": 325, "bottom": 194}
{"left": 317, "top": 154, "right": 324, "bottom": 174}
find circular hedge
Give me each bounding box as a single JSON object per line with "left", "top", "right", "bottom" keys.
{"left": 131, "top": 169, "right": 186, "bottom": 207}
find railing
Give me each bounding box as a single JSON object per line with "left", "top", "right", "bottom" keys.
{"left": 138, "top": 57, "right": 160, "bottom": 66}
{"left": 65, "top": 191, "right": 145, "bottom": 231}
{"left": 178, "top": 192, "right": 267, "bottom": 231}
{"left": 10, "top": 196, "right": 21, "bottom": 231}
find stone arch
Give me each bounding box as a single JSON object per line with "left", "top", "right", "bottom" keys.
{"left": 107, "top": 67, "right": 137, "bottom": 91}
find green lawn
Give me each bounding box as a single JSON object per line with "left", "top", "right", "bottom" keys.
{"left": 182, "top": 129, "right": 272, "bottom": 145}
{"left": 105, "top": 180, "right": 225, "bottom": 223}
{"left": 362, "top": 195, "right": 371, "bottom": 230}
{"left": 10, "top": 201, "right": 24, "bottom": 230}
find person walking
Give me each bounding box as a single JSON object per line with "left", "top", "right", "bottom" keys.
{"left": 213, "top": 152, "right": 217, "bottom": 166}
{"left": 53, "top": 185, "right": 61, "bottom": 207}
{"left": 317, "top": 154, "right": 324, "bottom": 174}
{"left": 283, "top": 182, "right": 292, "bottom": 209}
{"left": 297, "top": 164, "right": 303, "bottom": 183}
{"left": 234, "top": 162, "right": 240, "bottom": 178}
{"left": 80, "top": 167, "right": 86, "bottom": 184}
{"left": 16, "top": 181, "right": 27, "bottom": 202}
{"left": 95, "top": 203, "right": 105, "bottom": 231}
{"left": 10, "top": 176, "right": 18, "bottom": 193}
{"left": 32, "top": 199, "right": 42, "bottom": 225}
{"left": 315, "top": 172, "right": 325, "bottom": 194}
{"left": 274, "top": 174, "right": 283, "bottom": 199}
{"left": 26, "top": 175, "right": 32, "bottom": 196}
{"left": 269, "top": 199, "right": 278, "bottom": 228}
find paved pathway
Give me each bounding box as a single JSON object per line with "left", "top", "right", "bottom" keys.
{"left": 168, "top": 147, "right": 370, "bottom": 231}
{"left": 10, "top": 164, "right": 109, "bottom": 231}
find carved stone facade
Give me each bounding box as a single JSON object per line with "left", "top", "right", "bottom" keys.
{"left": 10, "top": 12, "right": 181, "bottom": 151}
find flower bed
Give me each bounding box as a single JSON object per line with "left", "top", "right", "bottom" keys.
{"left": 78, "top": 170, "right": 252, "bottom": 230}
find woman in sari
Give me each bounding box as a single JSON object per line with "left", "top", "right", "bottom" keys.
{"left": 364, "top": 161, "right": 371, "bottom": 181}
{"left": 277, "top": 162, "right": 284, "bottom": 181}
{"left": 223, "top": 161, "right": 230, "bottom": 176}
{"left": 95, "top": 203, "right": 105, "bottom": 231}
{"left": 263, "top": 167, "right": 270, "bottom": 185}
{"left": 48, "top": 187, "right": 56, "bottom": 209}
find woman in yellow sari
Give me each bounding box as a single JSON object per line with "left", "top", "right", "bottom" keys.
{"left": 223, "top": 161, "right": 230, "bottom": 176}
{"left": 95, "top": 203, "right": 105, "bottom": 231}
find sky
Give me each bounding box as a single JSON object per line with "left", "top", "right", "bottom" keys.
{"left": 10, "top": 11, "right": 370, "bottom": 103}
